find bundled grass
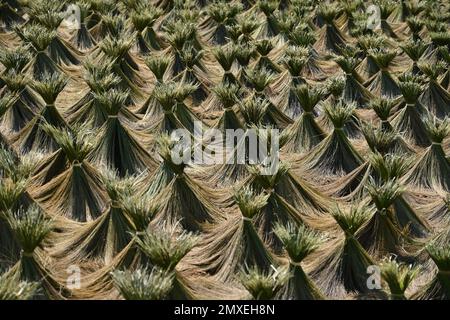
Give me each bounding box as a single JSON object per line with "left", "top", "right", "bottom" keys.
{"left": 88, "top": 89, "right": 157, "bottom": 176}
{"left": 12, "top": 73, "right": 68, "bottom": 153}
{"left": 145, "top": 55, "right": 171, "bottom": 83}
{"left": 258, "top": 0, "right": 278, "bottom": 18}
{"left": 424, "top": 116, "right": 450, "bottom": 144}
{"left": 164, "top": 24, "right": 202, "bottom": 77}
{"left": 240, "top": 266, "right": 289, "bottom": 300}
{"left": 0, "top": 146, "right": 41, "bottom": 185}
{"left": 83, "top": 58, "right": 121, "bottom": 94}
{"left": 174, "top": 46, "right": 209, "bottom": 103}
{"left": 418, "top": 61, "right": 450, "bottom": 119}
{"left": 405, "top": 17, "right": 424, "bottom": 39}
{"left": 211, "top": 82, "right": 240, "bottom": 110}
{"left": 205, "top": 1, "right": 242, "bottom": 44}
{"left": 100, "top": 36, "right": 134, "bottom": 61}
{"left": 398, "top": 73, "right": 424, "bottom": 105}
{"left": 370, "top": 153, "right": 412, "bottom": 182}
{"left": 31, "top": 73, "right": 67, "bottom": 105}
{"left": 0, "top": 92, "right": 23, "bottom": 128}
{"left": 369, "top": 97, "right": 396, "bottom": 123}
{"left": 244, "top": 67, "right": 274, "bottom": 93}
{"left": 147, "top": 135, "right": 221, "bottom": 231}
{"left": 5, "top": 205, "right": 67, "bottom": 299}
{"left": 282, "top": 85, "right": 325, "bottom": 153}
{"left": 287, "top": 27, "right": 316, "bottom": 48}
{"left": 275, "top": 12, "right": 298, "bottom": 41}
{"left": 284, "top": 83, "right": 324, "bottom": 118}
{"left": 430, "top": 32, "right": 450, "bottom": 47}
{"left": 274, "top": 223, "right": 325, "bottom": 299}
{"left": 272, "top": 47, "right": 311, "bottom": 118}
{"left": 210, "top": 82, "right": 241, "bottom": 112}
{"left": 147, "top": 80, "right": 201, "bottom": 133}
{"left": 64, "top": 59, "right": 120, "bottom": 127}
{"left": 314, "top": 4, "right": 347, "bottom": 54}
{"left": 32, "top": 8, "right": 64, "bottom": 30}
{"left": 400, "top": 39, "right": 427, "bottom": 73}
{"left": 358, "top": 179, "right": 405, "bottom": 256}
{"left": 134, "top": 224, "right": 198, "bottom": 299}
{"left": 392, "top": 73, "right": 430, "bottom": 146}
{"left": 356, "top": 34, "right": 388, "bottom": 78}
{"left": 69, "top": 2, "right": 96, "bottom": 51}
{"left": 101, "top": 170, "right": 135, "bottom": 203}
{"left": 281, "top": 46, "right": 308, "bottom": 79}
{"left": 248, "top": 162, "right": 331, "bottom": 241}
{"left": 0, "top": 271, "right": 39, "bottom": 300}
{"left": 333, "top": 54, "right": 360, "bottom": 76}
{"left": 240, "top": 94, "right": 292, "bottom": 130}
{"left": 7, "top": 205, "right": 52, "bottom": 255}
{"left": 233, "top": 15, "right": 259, "bottom": 43}
{"left": 18, "top": 21, "right": 79, "bottom": 72}
{"left": 364, "top": 178, "right": 428, "bottom": 246}
{"left": 178, "top": 46, "right": 204, "bottom": 71}
{"left": 0, "top": 71, "right": 31, "bottom": 94}
{"left": 275, "top": 223, "right": 324, "bottom": 264}
{"left": 326, "top": 75, "right": 345, "bottom": 99}
{"left": 367, "top": 177, "right": 401, "bottom": 206}
{"left": 373, "top": 0, "right": 398, "bottom": 38}
{"left": 362, "top": 122, "right": 401, "bottom": 155}
{"left": 135, "top": 225, "right": 198, "bottom": 272}
{"left": 233, "top": 43, "right": 255, "bottom": 67}
{"left": 0, "top": 174, "right": 28, "bottom": 266}
{"left": 309, "top": 205, "right": 377, "bottom": 298}
{"left": 19, "top": 24, "right": 56, "bottom": 52}
{"left": 240, "top": 96, "right": 267, "bottom": 126}
{"left": 334, "top": 54, "right": 374, "bottom": 107}
{"left": 145, "top": 135, "right": 186, "bottom": 194}
{"left": 98, "top": 35, "right": 144, "bottom": 95}
{"left": 403, "top": 116, "right": 450, "bottom": 191}
{"left": 93, "top": 89, "right": 129, "bottom": 116}
{"left": 324, "top": 150, "right": 413, "bottom": 200}
{"left": 380, "top": 257, "right": 419, "bottom": 300}
{"left": 254, "top": 38, "right": 280, "bottom": 72}
{"left": 186, "top": 186, "right": 274, "bottom": 283}
{"left": 212, "top": 45, "right": 236, "bottom": 74}
{"left": 130, "top": 5, "right": 163, "bottom": 52}
{"left": 111, "top": 267, "right": 174, "bottom": 300}
{"left": 192, "top": 125, "right": 257, "bottom": 186}
{"left": 0, "top": 46, "right": 31, "bottom": 73}
{"left": 302, "top": 101, "right": 362, "bottom": 175}
{"left": 143, "top": 82, "right": 183, "bottom": 131}
{"left": 94, "top": 13, "right": 126, "bottom": 39}
{"left": 121, "top": 193, "right": 159, "bottom": 232}
{"left": 0, "top": 178, "right": 28, "bottom": 213}
{"left": 365, "top": 48, "right": 401, "bottom": 98}
{"left": 292, "top": 84, "right": 324, "bottom": 114}
{"left": 27, "top": 0, "right": 64, "bottom": 19}
{"left": 50, "top": 169, "right": 137, "bottom": 266}
{"left": 234, "top": 185, "right": 270, "bottom": 220}
{"left": 413, "top": 245, "right": 450, "bottom": 299}
{"left": 130, "top": 8, "right": 162, "bottom": 33}
{"left": 207, "top": 1, "right": 241, "bottom": 25}
{"left": 41, "top": 124, "right": 93, "bottom": 163}
{"left": 31, "top": 124, "right": 107, "bottom": 221}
